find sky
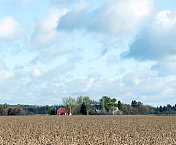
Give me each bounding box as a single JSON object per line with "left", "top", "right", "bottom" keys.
{"left": 0, "top": 0, "right": 176, "bottom": 106}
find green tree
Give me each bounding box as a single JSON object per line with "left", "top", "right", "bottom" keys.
{"left": 8, "top": 108, "right": 24, "bottom": 116}
{"left": 117, "top": 101, "right": 122, "bottom": 110}
{"left": 3, "top": 103, "right": 8, "bottom": 109}
{"left": 80, "top": 102, "right": 87, "bottom": 115}
{"left": 100, "top": 96, "right": 116, "bottom": 112}
{"left": 111, "top": 98, "right": 117, "bottom": 105}
{"left": 166, "top": 104, "right": 172, "bottom": 114}
{"left": 111, "top": 98, "right": 117, "bottom": 112}
{"left": 131, "top": 100, "right": 138, "bottom": 108}
{"left": 84, "top": 96, "right": 93, "bottom": 111}
{"left": 76, "top": 96, "right": 83, "bottom": 106}
{"left": 76, "top": 96, "right": 93, "bottom": 114}
{"left": 48, "top": 106, "right": 54, "bottom": 115}
{"left": 62, "top": 96, "right": 77, "bottom": 114}
{"left": 74, "top": 96, "right": 84, "bottom": 114}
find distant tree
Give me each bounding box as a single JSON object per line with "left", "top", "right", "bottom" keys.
{"left": 74, "top": 96, "right": 84, "bottom": 114}
{"left": 137, "top": 101, "right": 143, "bottom": 106}
{"left": 166, "top": 104, "right": 172, "bottom": 114}
{"left": 91, "top": 100, "right": 101, "bottom": 113}
{"left": 62, "top": 96, "right": 77, "bottom": 114}
{"left": 0, "top": 105, "right": 3, "bottom": 109}
{"left": 111, "top": 98, "right": 117, "bottom": 105}
{"left": 48, "top": 106, "right": 54, "bottom": 115}
{"left": 117, "top": 101, "right": 122, "bottom": 110}
{"left": 76, "top": 96, "right": 83, "bottom": 107}
{"left": 100, "top": 96, "right": 112, "bottom": 112}
{"left": 36, "top": 106, "right": 50, "bottom": 114}
{"left": 27, "top": 107, "right": 35, "bottom": 115}
{"left": 8, "top": 108, "right": 13, "bottom": 115}
{"left": 111, "top": 98, "right": 117, "bottom": 112}
{"left": 138, "top": 104, "right": 148, "bottom": 114}
{"left": 159, "top": 106, "right": 163, "bottom": 112}
{"left": 80, "top": 102, "right": 87, "bottom": 115}
{"left": 3, "top": 103, "right": 8, "bottom": 109}
{"left": 173, "top": 104, "right": 176, "bottom": 111}
{"left": 99, "top": 96, "right": 117, "bottom": 112}
{"left": 131, "top": 100, "right": 138, "bottom": 108}
{"left": 0, "top": 106, "right": 7, "bottom": 115}
{"left": 163, "top": 106, "right": 167, "bottom": 112}
{"left": 8, "top": 108, "right": 24, "bottom": 115}
{"left": 84, "top": 96, "right": 93, "bottom": 111}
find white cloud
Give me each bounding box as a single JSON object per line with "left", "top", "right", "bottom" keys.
{"left": 83, "top": 78, "right": 95, "bottom": 91}
{"left": 0, "top": 66, "right": 175, "bottom": 106}
{"left": 85, "top": 69, "right": 176, "bottom": 106}
{"left": 31, "top": 8, "right": 67, "bottom": 46}
{"left": 125, "top": 9, "right": 176, "bottom": 60}
{"left": 0, "top": 70, "right": 14, "bottom": 83}
{"left": 58, "top": 0, "right": 153, "bottom": 39}
{"left": 0, "top": 16, "right": 23, "bottom": 40}
{"left": 152, "top": 56, "right": 176, "bottom": 76}
{"left": 32, "top": 69, "right": 43, "bottom": 78}
{"left": 153, "top": 10, "right": 176, "bottom": 29}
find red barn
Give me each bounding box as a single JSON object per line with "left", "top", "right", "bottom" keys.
{"left": 51, "top": 106, "right": 68, "bottom": 115}
{"left": 57, "top": 107, "right": 68, "bottom": 115}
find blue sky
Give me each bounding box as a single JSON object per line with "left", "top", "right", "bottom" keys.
{"left": 0, "top": 0, "right": 176, "bottom": 106}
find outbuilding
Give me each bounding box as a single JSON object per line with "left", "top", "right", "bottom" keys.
{"left": 51, "top": 106, "right": 68, "bottom": 115}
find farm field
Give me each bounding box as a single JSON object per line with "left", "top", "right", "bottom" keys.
{"left": 0, "top": 115, "right": 176, "bottom": 144}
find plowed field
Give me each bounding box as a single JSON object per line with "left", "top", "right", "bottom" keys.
{"left": 0, "top": 115, "right": 176, "bottom": 144}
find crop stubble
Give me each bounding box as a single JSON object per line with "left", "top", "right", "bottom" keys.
{"left": 0, "top": 115, "right": 176, "bottom": 144}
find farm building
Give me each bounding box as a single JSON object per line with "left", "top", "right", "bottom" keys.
{"left": 113, "top": 107, "right": 122, "bottom": 115}
{"left": 51, "top": 106, "right": 68, "bottom": 115}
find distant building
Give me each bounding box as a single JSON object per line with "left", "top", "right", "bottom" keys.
{"left": 51, "top": 106, "right": 68, "bottom": 115}
{"left": 113, "top": 107, "right": 122, "bottom": 115}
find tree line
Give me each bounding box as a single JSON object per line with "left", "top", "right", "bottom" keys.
{"left": 0, "top": 104, "right": 50, "bottom": 116}
{"left": 0, "top": 96, "right": 175, "bottom": 115}
{"left": 61, "top": 96, "right": 155, "bottom": 115}
{"left": 155, "top": 104, "right": 176, "bottom": 115}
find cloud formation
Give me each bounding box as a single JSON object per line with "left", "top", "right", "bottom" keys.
{"left": 51, "top": 69, "right": 176, "bottom": 106}
{"left": 32, "top": 69, "right": 43, "bottom": 78}
{"left": 31, "top": 8, "right": 67, "bottom": 46}
{"left": 125, "top": 10, "right": 176, "bottom": 60}
{"left": 0, "top": 16, "right": 23, "bottom": 40}
{"left": 58, "top": 0, "right": 153, "bottom": 39}
{"left": 152, "top": 55, "right": 176, "bottom": 76}
{"left": 0, "top": 70, "right": 14, "bottom": 83}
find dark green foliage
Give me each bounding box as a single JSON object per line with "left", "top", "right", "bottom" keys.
{"left": 84, "top": 96, "right": 93, "bottom": 110}
{"left": 117, "top": 101, "right": 122, "bottom": 110}
{"left": 100, "top": 96, "right": 112, "bottom": 112}
{"left": 3, "top": 103, "right": 8, "bottom": 109}
{"left": 80, "top": 102, "right": 87, "bottom": 115}
{"left": 99, "top": 96, "right": 117, "bottom": 112}
{"left": 155, "top": 104, "right": 176, "bottom": 115}
{"left": 0, "top": 107, "right": 7, "bottom": 115}
{"left": 120, "top": 102, "right": 155, "bottom": 115}
{"left": 62, "top": 96, "right": 77, "bottom": 114}
{"left": 0, "top": 103, "right": 8, "bottom": 115}
{"left": 8, "top": 108, "right": 24, "bottom": 116}
{"left": 75, "top": 96, "right": 93, "bottom": 114}
{"left": 131, "top": 100, "right": 138, "bottom": 108}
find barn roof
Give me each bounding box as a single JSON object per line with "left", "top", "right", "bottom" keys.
{"left": 51, "top": 106, "right": 63, "bottom": 111}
